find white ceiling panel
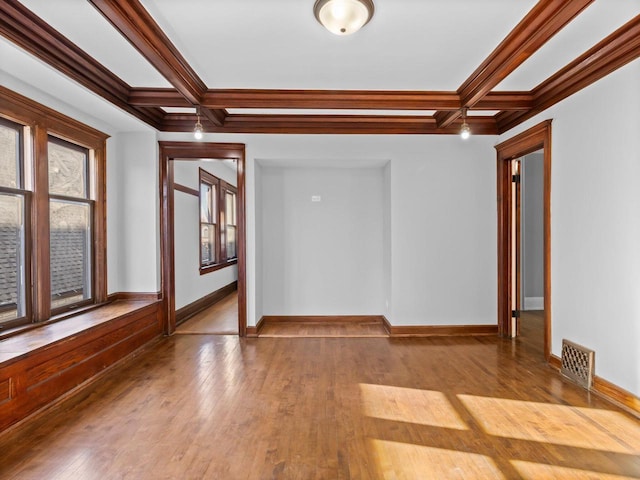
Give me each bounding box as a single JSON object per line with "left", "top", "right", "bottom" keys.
{"left": 18, "top": 0, "right": 172, "bottom": 88}
{"left": 495, "top": 1, "right": 640, "bottom": 91}
{"left": 0, "top": 37, "right": 152, "bottom": 133}
{"left": 140, "top": 0, "right": 537, "bottom": 90}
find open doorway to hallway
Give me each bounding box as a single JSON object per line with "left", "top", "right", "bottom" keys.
{"left": 172, "top": 158, "right": 239, "bottom": 335}
{"left": 159, "top": 142, "right": 246, "bottom": 337}
{"left": 496, "top": 121, "right": 552, "bottom": 360}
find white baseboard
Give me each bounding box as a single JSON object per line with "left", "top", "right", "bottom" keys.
{"left": 524, "top": 297, "right": 544, "bottom": 310}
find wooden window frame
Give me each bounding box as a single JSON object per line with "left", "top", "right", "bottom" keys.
{"left": 198, "top": 168, "right": 238, "bottom": 275}
{"left": 0, "top": 86, "right": 108, "bottom": 333}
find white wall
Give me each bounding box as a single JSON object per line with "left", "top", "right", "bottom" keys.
{"left": 260, "top": 166, "right": 386, "bottom": 315}
{"left": 108, "top": 132, "right": 160, "bottom": 294}
{"left": 498, "top": 58, "right": 640, "bottom": 396}
{"left": 172, "top": 160, "right": 238, "bottom": 310}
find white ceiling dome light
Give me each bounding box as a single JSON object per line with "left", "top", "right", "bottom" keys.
{"left": 314, "top": 0, "right": 375, "bottom": 36}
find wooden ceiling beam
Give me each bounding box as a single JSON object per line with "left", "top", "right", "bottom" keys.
{"left": 435, "top": 0, "right": 594, "bottom": 128}
{"left": 128, "top": 88, "right": 532, "bottom": 111}
{"left": 497, "top": 14, "right": 640, "bottom": 133}
{"left": 89, "top": 0, "right": 226, "bottom": 126}
{"left": 0, "top": 0, "right": 164, "bottom": 129}
{"left": 128, "top": 88, "right": 191, "bottom": 108}
{"left": 160, "top": 113, "right": 499, "bottom": 135}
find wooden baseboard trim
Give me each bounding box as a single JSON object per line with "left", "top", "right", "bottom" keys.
{"left": 261, "top": 315, "right": 383, "bottom": 324}
{"left": 175, "top": 281, "right": 237, "bottom": 325}
{"left": 592, "top": 376, "right": 640, "bottom": 418}
{"left": 386, "top": 323, "right": 498, "bottom": 337}
{"left": 549, "top": 353, "right": 562, "bottom": 370}
{"left": 382, "top": 316, "right": 392, "bottom": 335}
{"left": 550, "top": 353, "right": 639, "bottom": 417}
{"left": 107, "top": 292, "right": 161, "bottom": 302}
{"left": 246, "top": 316, "right": 265, "bottom": 338}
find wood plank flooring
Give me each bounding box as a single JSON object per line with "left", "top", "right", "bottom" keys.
{"left": 175, "top": 292, "right": 238, "bottom": 335}
{"left": 0, "top": 314, "right": 639, "bottom": 479}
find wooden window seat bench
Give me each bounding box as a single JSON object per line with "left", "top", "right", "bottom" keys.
{"left": 0, "top": 299, "right": 163, "bottom": 433}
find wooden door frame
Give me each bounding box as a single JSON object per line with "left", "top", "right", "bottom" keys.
{"left": 159, "top": 142, "right": 247, "bottom": 336}
{"left": 495, "top": 120, "right": 552, "bottom": 359}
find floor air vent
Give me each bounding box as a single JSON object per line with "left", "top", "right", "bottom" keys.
{"left": 561, "top": 339, "right": 595, "bottom": 389}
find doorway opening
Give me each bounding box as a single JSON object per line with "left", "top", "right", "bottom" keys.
{"left": 495, "top": 121, "right": 551, "bottom": 360}
{"left": 159, "top": 142, "right": 246, "bottom": 336}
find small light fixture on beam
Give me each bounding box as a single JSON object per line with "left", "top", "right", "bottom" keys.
{"left": 314, "top": 0, "right": 375, "bottom": 35}
{"left": 460, "top": 107, "right": 471, "bottom": 140}
{"left": 193, "top": 107, "right": 203, "bottom": 140}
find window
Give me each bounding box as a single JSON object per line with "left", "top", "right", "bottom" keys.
{"left": 0, "top": 87, "right": 107, "bottom": 330}
{"left": 48, "top": 137, "right": 93, "bottom": 312}
{"left": 198, "top": 168, "right": 237, "bottom": 273}
{"left": 0, "top": 118, "right": 29, "bottom": 327}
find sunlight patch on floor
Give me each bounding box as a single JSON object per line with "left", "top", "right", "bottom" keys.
{"left": 369, "top": 439, "right": 505, "bottom": 479}
{"left": 511, "top": 460, "right": 639, "bottom": 479}
{"left": 359, "top": 383, "right": 468, "bottom": 430}
{"left": 458, "top": 394, "right": 640, "bottom": 454}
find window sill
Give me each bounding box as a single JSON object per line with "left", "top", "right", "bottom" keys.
{"left": 200, "top": 258, "right": 237, "bottom": 275}
{"left": 0, "top": 299, "right": 160, "bottom": 364}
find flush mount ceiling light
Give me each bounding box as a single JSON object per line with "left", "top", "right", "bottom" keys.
{"left": 314, "top": 0, "right": 375, "bottom": 35}
{"left": 460, "top": 107, "right": 471, "bottom": 140}
{"left": 193, "top": 107, "right": 203, "bottom": 140}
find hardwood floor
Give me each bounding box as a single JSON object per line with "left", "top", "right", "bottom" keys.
{"left": 0, "top": 318, "right": 639, "bottom": 479}
{"left": 175, "top": 292, "right": 238, "bottom": 335}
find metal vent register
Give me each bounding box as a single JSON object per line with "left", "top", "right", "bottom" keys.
{"left": 561, "top": 339, "right": 595, "bottom": 389}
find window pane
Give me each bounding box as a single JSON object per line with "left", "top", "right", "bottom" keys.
{"left": 0, "top": 194, "right": 26, "bottom": 322}
{"left": 200, "top": 183, "right": 215, "bottom": 223}
{"left": 50, "top": 200, "right": 91, "bottom": 309}
{"left": 0, "top": 123, "right": 19, "bottom": 189}
{"left": 226, "top": 225, "right": 236, "bottom": 260}
{"left": 48, "top": 140, "right": 87, "bottom": 198}
{"left": 225, "top": 191, "right": 236, "bottom": 225}
{"left": 201, "top": 224, "right": 215, "bottom": 264}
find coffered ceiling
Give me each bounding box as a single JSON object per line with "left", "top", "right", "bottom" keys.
{"left": 1, "top": 0, "right": 639, "bottom": 134}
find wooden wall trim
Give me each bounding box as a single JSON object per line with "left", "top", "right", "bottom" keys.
{"left": 246, "top": 317, "right": 265, "bottom": 338}
{"left": 173, "top": 182, "right": 199, "bottom": 197}
{"left": 130, "top": 88, "right": 532, "bottom": 111}
{"left": 161, "top": 113, "right": 499, "bottom": 135}
{"left": 159, "top": 142, "right": 246, "bottom": 336}
{"left": 107, "top": 292, "right": 161, "bottom": 302}
{"left": 386, "top": 324, "right": 498, "bottom": 337}
{"left": 592, "top": 376, "right": 640, "bottom": 418}
{"left": 549, "top": 354, "right": 639, "bottom": 417}
{"left": 175, "top": 282, "right": 237, "bottom": 325}
{"left": 435, "top": 0, "right": 594, "bottom": 128}
{"left": 261, "top": 315, "right": 384, "bottom": 324}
